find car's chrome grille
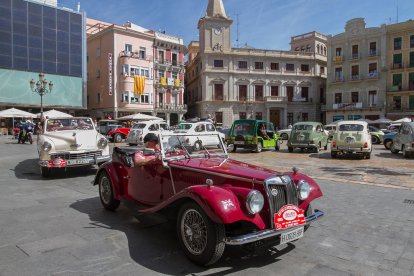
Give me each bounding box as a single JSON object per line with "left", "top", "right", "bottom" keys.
{"left": 51, "top": 151, "right": 102, "bottom": 160}
{"left": 265, "top": 178, "right": 299, "bottom": 229}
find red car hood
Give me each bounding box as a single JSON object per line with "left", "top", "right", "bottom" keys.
{"left": 169, "top": 157, "right": 278, "bottom": 182}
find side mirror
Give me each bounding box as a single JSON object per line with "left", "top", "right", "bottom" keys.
{"left": 227, "top": 144, "right": 234, "bottom": 152}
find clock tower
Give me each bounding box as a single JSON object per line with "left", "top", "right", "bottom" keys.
{"left": 198, "top": 0, "right": 233, "bottom": 53}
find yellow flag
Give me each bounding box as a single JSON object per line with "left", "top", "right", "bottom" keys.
{"left": 174, "top": 79, "right": 180, "bottom": 87}
{"left": 139, "top": 76, "right": 145, "bottom": 95}
{"left": 160, "top": 77, "right": 166, "bottom": 87}
{"left": 134, "top": 75, "right": 139, "bottom": 94}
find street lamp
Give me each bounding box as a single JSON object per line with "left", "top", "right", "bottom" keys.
{"left": 29, "top": 72, "right": 53, "bottom": 120}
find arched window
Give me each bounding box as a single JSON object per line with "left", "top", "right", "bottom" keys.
{"left": 301, "top": 46, "right": 305, "bottom": 52}
{"left": 324, "top": 47, "right": 327, "bottom": 56}
{"left": 295, "top": 47, "right": 300, "bottom": 51}
{"left": 316, "top": 44, "right": 320, "bottom": 54}
{"left": 306, "top": 44, "right": 311, "bottom": 52}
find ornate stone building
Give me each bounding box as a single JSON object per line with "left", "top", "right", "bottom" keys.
{"left": 185, "top": 0, "right": 327, "bottom": 128}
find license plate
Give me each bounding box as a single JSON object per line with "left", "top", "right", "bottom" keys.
{"left": 280, "top": 227, "right": 304, "bottom": 244}
{"left": 67, "top": 159, "right": 91, "bottom": 165}
{"left": 234, "top": 141, "right": 245, "bottom": 145}
{"left": 297, "top": 136, "right": 304, "bottom": 141}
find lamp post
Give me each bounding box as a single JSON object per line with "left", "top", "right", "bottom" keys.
{"left": 29, "top": 72, "right": 53, "bottom": 120}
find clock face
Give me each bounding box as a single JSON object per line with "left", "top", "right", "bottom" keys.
{"left": 214, "top": 27, "right": 222, "bottom": 35}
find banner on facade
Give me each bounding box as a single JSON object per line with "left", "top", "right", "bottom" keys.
{"left": 108, "top": 53, "right": 113, "bottom": 96}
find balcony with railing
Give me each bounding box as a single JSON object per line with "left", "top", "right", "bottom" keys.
{"left": 350, "top": 74, "right": 361, "bottom": 81}
{"left": 332, "top": 75, "right": 344, "bottom": 83}
{"left": 391, "top": 63, "right": 403, "bottom": 70}
{"left": 332, "top": 102, "right": 363, "bottom": 110}
{"left": 350, "top": 53, "right": 359, "bottom": 60}
{"left": 369, "top": 50, "right": 378, "bottom": 57}
{"left": 119, "top": 50, "right": 151, "bottom": 61}
{"left": 265, "top": 96, "right": 288, "bottom": 102}
{"left": 154, "top": 104, "right": 187, "bottom": 113}
{"left": 388, "top": 85, "right": 402, "bottom": 92}
{"left": 367, "top": 72, "right": 379, "bottom": 80}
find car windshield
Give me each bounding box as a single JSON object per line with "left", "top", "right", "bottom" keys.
{"left": 160, "top": 133, "right": 227, "bottom": 160}
{"left": 132, "top": 123, "right": 147, "bottom": 130}
{"left": 368, "top": 126, "right": 380, "bottom": 132}
{"left": 45, "top": 118, "right": 94, "bottom": 131}
{"left": 294, "top": 124, "right": 313, "bottom": 131}
{"left": 338, "top": 124, "right": 364, "bottom": 131}
{"left": 233, "top": 122, "right": 255, "bottom": 136}
{"left": 178, "top": 123, "right": 193, "bottom": 130}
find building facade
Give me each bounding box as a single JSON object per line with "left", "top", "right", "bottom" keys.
{"left": 86, "top": 20, "right": 186, "bottom": 125}
{"left": 185, "top": 0, "right": 327, "bottom": 128}
{"left": 326, "top": 18, "right": 387, "bottom": 123}
{"left": 386, "top": 20, "right": 414, "bottom": 120}
{"left": 0, "top": 0, "right": 86, "bottom": 114}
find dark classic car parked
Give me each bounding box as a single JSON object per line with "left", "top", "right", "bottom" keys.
{"left": 390, "top": 122, "right": 414, "bottom": 158}
{"left": 93, "top": 133, "right": 324, "bottom": 266}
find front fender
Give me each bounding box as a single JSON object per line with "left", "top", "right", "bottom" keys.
{"left": 139, "top": 185, "right": 267, "bottom": 229}
{"left": 93, "top": 161, "right": 123, "bottom": 200}
{"left": 288, "top": 172, "right": 323, "bottom": 211}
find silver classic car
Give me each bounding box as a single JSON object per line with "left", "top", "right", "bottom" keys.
{"left": 37, "top": 117, "right": 110, "bottom": 177}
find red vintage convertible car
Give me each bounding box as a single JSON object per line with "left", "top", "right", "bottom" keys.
{"left": 93, "top": 133, "right": 324, "bottom": 266}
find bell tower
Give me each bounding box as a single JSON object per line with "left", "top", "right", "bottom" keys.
{"left": 198, "top": 0, "right": 233, "bottom": 53}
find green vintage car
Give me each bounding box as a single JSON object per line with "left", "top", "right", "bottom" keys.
{"left": 368, "top": 125, "right": 384, "bottom": 144}
{"left": 287, "top": 122, "right": 329, "bottom": 153}
{"left": 227, "top": 119, "right": 280, "bottom": 153}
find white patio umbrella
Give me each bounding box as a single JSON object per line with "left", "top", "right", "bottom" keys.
{"left": 117, "top": 113, "right": 163, "bottom": 121}
{"left": 392, "top": 117, "right": 411, "bottom": 123}
{"left": 0, "top": 108, "right": 36, "bottom": 129}
{"left": 36, "top": 109, "right": 73, "bottom": 118}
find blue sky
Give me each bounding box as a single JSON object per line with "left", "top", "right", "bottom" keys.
{"left": 60, "top": 0, "right": 414, "bottom": 50}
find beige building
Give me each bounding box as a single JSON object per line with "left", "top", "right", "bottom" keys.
{"left": 326, "top": 18, "right": 387, "bottom": 123}
{"left": 185, "top": 0, "right": 327, "bottom": 128}
{"left": 86, "top": 19, "right": 186, "bottom": 125}
{"left": 386, "top": 20, "right": 414, "bottom": 120}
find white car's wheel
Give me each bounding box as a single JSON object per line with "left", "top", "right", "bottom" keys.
{"left": 177, "top": 202, "right": 225, "bottom": 266}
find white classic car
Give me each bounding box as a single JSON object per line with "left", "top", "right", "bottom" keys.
{"left": 37, "top": 117, "right": 111, "bottom": 177}
{"left": 174, "top": 121, "right": 225, "bottom": 150}
{"left": 330, "top": 120, "right": 372, "bottom": 159}
{"left": 125, "top": 120, "right": 170, "bottom": 146}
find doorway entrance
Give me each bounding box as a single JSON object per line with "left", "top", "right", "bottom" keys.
{"left": 269, "top": 110, "right": 281, "bottom": 129}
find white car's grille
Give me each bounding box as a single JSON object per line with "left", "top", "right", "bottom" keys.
{"left": 51, "top": 151, "right": 102, "bottom": 160}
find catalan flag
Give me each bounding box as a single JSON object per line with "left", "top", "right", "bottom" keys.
{"left": 134, "top": 76, "right": 146, "bottom": 95}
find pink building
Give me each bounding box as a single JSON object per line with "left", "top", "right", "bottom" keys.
{"left": 86, "top": 19, "right": 186, "bottom": 125}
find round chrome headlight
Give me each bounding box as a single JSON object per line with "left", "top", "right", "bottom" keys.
{"left": 42, "top": 141, "right": 52, "bottom": 152}
{"left": 298, "top": 180, "right": 310, "bottom": 200}
{"left": 246, "top": 190, "right": 264, "bottom": 214}
{"left": 97, "top": 137, "right": 108, "bottom": 148}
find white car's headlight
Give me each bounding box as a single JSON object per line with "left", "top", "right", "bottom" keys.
{"left": 42, "top": 141, "right": 52, "bottom": 152}
{"left": 97, "top": 137, "right": 108, "bottom": 148}
{"left": 246, "top": 190, "right": 264, "bottom": 214}
{"left": 298, "top": 180, "right": 310, "bottom": 200}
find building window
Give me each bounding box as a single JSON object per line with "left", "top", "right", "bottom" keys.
{"left": 214, "top": 60, "right": 223, "bottom": 68}
{"left": 239, "top": 85, "right": 247, "bottom": 101}
{"left": 271, "top": 86, "right": 279, "bottom": 96}
{"left": 335, "top": 67, "right": 343, "bottom": 81}
{"left": 393, "top": 96, "right": 401, "bottom": 110}
{"left": 335, "top": 93, "right": 342, "bottom": 104}
{"left": 317, "top": 44, "right": 320, "bottom": 54}
{"left": 254, "top": 62, "right": 263, "bottom": 70}
{"left": 97, "top": 93, "right": 101, "bottom": 103}
{"left": 287, "top": 112, "right": 294, "bottom": 125}
{"left": 255, "top": 112, "right": 262, "bottom": 120}
{"left": 141, "top": 68, "right": 150, "bottom": 78}
{"left": 286, "top": 86, "right": 294, "bottom": 102}
{"left": 302, "top": 113, "right": 308, "bottom": 121}
{"left": 369, "top": 42, "right": 377, "bottom": 56}
{"left": 368, "top": 63, "right": 377, "bottom": 74}
{"left": 410, "top": 52, "right": 414, "bottom": 67}
{"left": 140, "top": 94, "right": 149, "bottom": 103}
{"left": 393, "top": 74, "right": 402, "bottom": 90}
{"left": 409, "top": 72, "right": 414, "bottom": 90}
{"left": 286, "top": 63, "right": 294, "bottom": 71}
{"left": 158, "top": 70, "right": 165, "bottom": 79}
{"left": 96, "top": 47, "right": 101, "bottom": 57}
{"left": 96, "top": 69, "right": 100, "bottom": 78}
{"left": 158, "top": 50, "right": 164, "bottom": 62}
{"left": 394, "top": 37, "right": 402, "bottom": 50}
{"left": 351, "top": 65, "right": 359, "bottom": 80}
{"left": 411, "top": 35, "right": 414, "bottom": 48}
{"left": 301, "top": 87, "right": 309, "bottom": 102}
{"left": 270, "top": 62, "right": 279, "bottom": 70}
{"left": 301, "top": 64, "right": 309, "bottom": 72}
{"left": 172, "top": 53, "right": 178, "bottom": 66}
{"left": 255, "top": 85, "right": 264, "bottom": 101}
{"left": 214, "top": 83, "right": 223, "bottom": 100}
{"left": 139, "top": 47, "right": 146, "bottom": 59}
{"left": 335, "top": 48, "right": 342, "bottom": 56}
{"left": 320, "top": 66, "right": 325, "bottom": 74}
{"left": 351, "top": 92, "right": 359, "bottom": 103}
{"left": 239, "top": 112, "right": 246, "bottom": 119}
{"left": 125, "top": 44, "right": 132, "bottom": 53}
{"left": 238, "top": 61, "right": 247, "bottom": 69}
{"left": 368, "top": 90, "right": 377, "bottom": 107}
{"left": 409, "top": 95, "right": 414, "bottom": 110}
{"left": 215, "top": 112, "right": 223, "bottom": 125}
{"left": 393, "top": 53, "right": 402, "bottom": 68}
{"left": 351, "top": 45, "right": 359, "bottom": 59}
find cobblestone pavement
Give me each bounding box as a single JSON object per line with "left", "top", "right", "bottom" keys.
{"left": 230, "top": 143, "right": 414, "bottom": 191}
{"left": 0, "top": 135, "right": 413, "bottom": 275}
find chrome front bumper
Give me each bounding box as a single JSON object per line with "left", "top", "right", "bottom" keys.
{"left": 224, "top": 210, "right": 324, "bottom": 245}
{"left": 39, "top": 155, "right": 111, "bottom": 167}
{"left": 288, "top": 142, "right": 317, "bottom": 148}
{"left": 333, "top": 146, "right": 371, "bottom": 153}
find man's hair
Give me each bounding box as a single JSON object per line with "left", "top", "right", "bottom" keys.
{"left": 144, "top": 133, "right": 159, "bottom": 143}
